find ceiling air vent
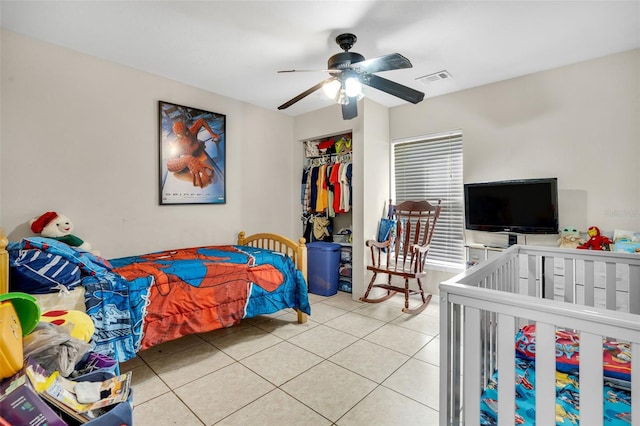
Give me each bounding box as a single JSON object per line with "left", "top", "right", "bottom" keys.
{"left": 416, "top": 70, "right": 452, "bottom": 84}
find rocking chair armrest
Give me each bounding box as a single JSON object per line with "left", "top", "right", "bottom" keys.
{"left": 366, "top": 239, "right": 391, "bottom": 249}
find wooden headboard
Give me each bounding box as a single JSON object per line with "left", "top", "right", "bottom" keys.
{"left": 0, "top": 228, "right": 8, "bottom": 295}
{"left": 237, "top": 231, "right": 307, "bottom": 282}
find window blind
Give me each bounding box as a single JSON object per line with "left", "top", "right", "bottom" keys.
{"left": 391, "top": 131, "right": 465, "bottom": 268}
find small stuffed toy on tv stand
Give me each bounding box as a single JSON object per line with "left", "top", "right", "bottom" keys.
{"left": 558, "top": 226, "right": 585, "bottom": 249}
{"left": 577, "top": 226, "right": 612, "bottom": 251}
{"left": 29, "top": 211, "right": 94, "bottom": 253}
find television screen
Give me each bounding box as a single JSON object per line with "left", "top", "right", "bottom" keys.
{"left": 464, "top": 178, "right": 559, "bottom": 234}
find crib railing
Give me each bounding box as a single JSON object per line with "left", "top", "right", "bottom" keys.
{"left": 439, "top": 245, "right": 640, "bottom": 425}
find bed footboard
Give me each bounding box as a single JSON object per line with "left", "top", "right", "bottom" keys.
{"left": 440, "top": 245, "right": 640, "bottom": 425}
{"left": 237, "top": 231, "right": 308, "bottom": 324}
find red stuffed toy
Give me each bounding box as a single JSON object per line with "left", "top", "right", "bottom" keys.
{"left": 577, "top": 226, "right": 612, "bottom": 250}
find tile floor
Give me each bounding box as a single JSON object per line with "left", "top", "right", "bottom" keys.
{"left": 121, "top": 291, "right": 441, "bottom": 425}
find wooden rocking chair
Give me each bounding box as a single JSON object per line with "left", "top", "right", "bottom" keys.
{"left": 360, "top": 199, "right": 442, "bottom": 314}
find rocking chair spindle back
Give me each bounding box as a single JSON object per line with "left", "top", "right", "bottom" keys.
{"left": 361, "top": 199, "right": 441, "bottom": 314}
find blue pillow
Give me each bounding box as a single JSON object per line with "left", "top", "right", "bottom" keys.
{"left": 9, "top": 248, "right": 81, "bottom": 293}
{"left": 21, "top": 237, "right": 112, "bottom": 275}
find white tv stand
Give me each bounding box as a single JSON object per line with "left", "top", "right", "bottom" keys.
{"left": 465, "top": 243, "right": 506, "bottom": 268}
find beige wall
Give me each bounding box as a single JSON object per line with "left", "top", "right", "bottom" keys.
{"left": 1, "top": 30, "right": 297, "bottom": 258}
{"left": 391, "top": 48, "right": 640, "bottom": 244}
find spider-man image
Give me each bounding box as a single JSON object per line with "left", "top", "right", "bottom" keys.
{"left": 160, "top": 102, "right": 226, "bottom": 204}
{"left": 167, "top": 119, "right": 220, "bottom": 188}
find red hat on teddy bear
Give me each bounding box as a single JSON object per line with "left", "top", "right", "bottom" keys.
{"left": 30, "top": 211, "right": 58, "bottom": 234}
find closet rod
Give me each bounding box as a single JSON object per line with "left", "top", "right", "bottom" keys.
{"left": 305, "top": 152, "right": 352, "bottom": 167}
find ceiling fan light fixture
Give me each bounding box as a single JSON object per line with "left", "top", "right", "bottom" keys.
{"left": 344, "top": 77, "right": 362, "bottom": 98}
{"left": 322, "top": 79, "right": 341, "bottom": 99}
{"left": 337, "top": 89, "right": 349, "bottom": 105}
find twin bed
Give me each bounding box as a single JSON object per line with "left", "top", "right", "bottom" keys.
{"left": 1, "top": 229, "right": 311, "bottom": 362}
{"left": 440, "top": 245, "right": 639, "bottom": 425}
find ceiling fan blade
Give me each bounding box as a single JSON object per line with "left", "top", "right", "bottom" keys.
{"left": 352, "top": 53, "right": 412, "bottom": 74}
{"left": 278, "top": 69, "right": 340, "bottom": 73}
{"left": 278, "top": 78, "right": 333, "bottom": 110}
{"left": 342, "top": 98, "right": 358, "bottom": 120}
{"left": 360, "top": 73, "right": 424, "bottom": 104}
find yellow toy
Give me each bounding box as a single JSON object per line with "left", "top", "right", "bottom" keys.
{"left": 40, "top": 309, "right": 95, "bottom": 343}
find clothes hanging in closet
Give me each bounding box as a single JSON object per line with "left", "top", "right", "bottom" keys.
{"left": 302, "top": 158, "right": 351, "bottom": 215}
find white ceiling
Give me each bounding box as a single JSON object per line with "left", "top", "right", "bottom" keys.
{"left": 2, "top": 1, "right": 639, "bottom": 117}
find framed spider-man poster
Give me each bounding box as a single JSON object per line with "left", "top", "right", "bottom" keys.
{"left": 158, "top": 101, "right": 226, "bottom": 205}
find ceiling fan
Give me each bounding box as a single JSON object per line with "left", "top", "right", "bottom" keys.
{"left": 277, "top": 33, "right": 425, "bottom": 120}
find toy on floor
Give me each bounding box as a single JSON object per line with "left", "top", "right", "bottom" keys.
{"left": 40, "top": 309, "right": 95, "bottom": 343}
{"left": 577, "top": 226, "right": 612, "bottom": 250}
{"left": 30, "top": 212, "right": 93, "bottom": 252}
{"left": 558, "top": 226, "right": 585, "bottom": 249}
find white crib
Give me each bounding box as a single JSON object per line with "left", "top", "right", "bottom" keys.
{"left": 439, "top": 245, "right": 640, "bottom": 425}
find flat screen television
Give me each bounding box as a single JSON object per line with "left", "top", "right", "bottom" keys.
{"left": 464, "top": 178, "right": 559, "bottom": 236}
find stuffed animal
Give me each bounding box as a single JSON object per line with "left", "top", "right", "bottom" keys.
{"left": 558, "top": 226, "right": 585, "bottom": 249}
{"left": 29, "top": 212, "right": 92, "bottom": 252}
{"left": 40, "top": 309, "right": 95, "bottom": 343}
{"left": 577, "top": 226, "right": 612, "bottom": 250}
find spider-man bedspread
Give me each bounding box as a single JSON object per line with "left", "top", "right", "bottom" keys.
{"left": 82, "top": 244, "right": 310, "bottom": 362}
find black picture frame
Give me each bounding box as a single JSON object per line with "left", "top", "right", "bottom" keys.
{"left": 159, "top": 101, "right": 226, "bottom": 205}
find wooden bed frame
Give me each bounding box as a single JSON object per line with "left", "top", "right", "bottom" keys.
{"left": 237, "top": 231, "right": 308, "bottom": 324}
{"left": 440, "top": 244, "right": 640, "bottom": 425}
{"left": 0, "top": 228, "right": 7, "bottom": 295}
{"left": 0, "top": 228, "right": 308, "bottom": 323}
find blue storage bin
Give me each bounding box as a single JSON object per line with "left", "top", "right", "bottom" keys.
{"left": 307, "top": 242, "right": 340, "bottom": 296}
{"left": 76, "top": 370, "right": 133, "bottom": 426}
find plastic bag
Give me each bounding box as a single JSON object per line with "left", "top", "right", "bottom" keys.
{"left": 23, "top": 322, "right": 92, "bottom": 376}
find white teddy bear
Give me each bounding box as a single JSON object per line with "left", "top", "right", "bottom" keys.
{"left": 29, "top": 211, "right": 93, "bottom": 252}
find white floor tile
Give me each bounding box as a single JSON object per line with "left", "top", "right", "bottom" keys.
{"left": 128, "top": 296, "right": 442, "bottom": 424}
{"left": 240, "top": 341, "right": 323, "bottom": 386}
{"left": 324, "top": 311, "right": 386, "bottom": 338}
{"left": 288, "top": 324, "right": 358, "bottom": 358}
{"left": 322, "top": 292, "right": 366, "bottom": 311}
{"left": 133, "top": 391, "right": 204, "bottom": 426}
{"left": 364, "top": 323, "right": 434, "bottom": 356}
{"left": 383, "top": 358, "right": 440, "bottom": 410}
{"left": 306, "top": 301, "right": 350, "bottom": 323}
{"left": 208, "top": 325, "right": 283, "bottom": 360}
{"left": 414, "top": 337, "right": 440, "bottom": 366}
{"left": 354, "top": 301, "right": 406, "bottom": 322}
{"left": 137, "top": 334, "right": 205, "bottom": 363}
{"left": 281, "top": 361, "right": 377, "bottom": 422}
{"left": 391, "top": 309, "right": 440, "bottom": 336}
{"left": 130, "top": 364, "right": 171, "bottom": 405}
{"left": 174, "top": 363, "right": 275, "bottom": 425}
{"left": 253, "top": 310, "right": 318, "bottom": 339}
{"left": 219, "top": 389, "right": 332, "bottom": 425}
{"left": 146, "top": 342, "right": 235, "bottom": 388}
{"left": 337, "top": 385, "right": 440, "bottom": 426}
{"left": 329, "top": 339, "right": 410, "bottom": 383}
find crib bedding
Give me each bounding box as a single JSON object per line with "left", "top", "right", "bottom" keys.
{"left": 480, "top": 325, "right": 632, "bottom": 425}
{"left": 480, "top": 357, "right": 631, "bottom": 425}
{"left": 9, "top": 237, "right": 311, "bottom": 362}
